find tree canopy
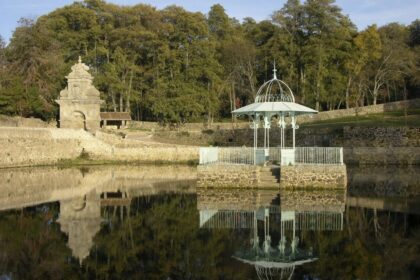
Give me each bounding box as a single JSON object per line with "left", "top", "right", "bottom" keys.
{"left": 0, "top": 0, "right": 419, "bottom": 122}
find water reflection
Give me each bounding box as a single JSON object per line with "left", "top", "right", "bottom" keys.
{"left": 0, "top": 165, "right": 196, "bottom": 266}
{"left": 348, "top": 165, "right": 420, "bottom": 197}
{"left": 197, "top": 189, "right": 346, "bottom": 279}
{"left": 0, "top": 165, "right": 419, "bottom": 279}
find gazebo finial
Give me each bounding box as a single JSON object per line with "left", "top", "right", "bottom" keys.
{"left": 78, "top": 56, "right": 82, "bottom": 64}
{"left": 273, "top": 60, "right": 277, "bottom": 79}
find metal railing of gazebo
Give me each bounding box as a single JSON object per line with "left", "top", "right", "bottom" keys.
{"left": 199, "top": 147, "right": 344, "bottom": 166}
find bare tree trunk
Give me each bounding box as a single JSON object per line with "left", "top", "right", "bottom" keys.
{"left": 119, "top": 93, "right": 123, "bottom": 112}
{"left": 94, "top": 40, "right": 98, "bottom": 74}
{"left": 300, "top": 68, "right": 305, "bottom": 104}
{"left": 359, "top": 84, "right": 365, "bottom": 107}
{"left": 244, "top": 60, "right": 256, "bottom": 99}
{"left": 403, "top": 80, "right": 407, "bottom": 125}
{"left": 207, "top": 82, "right": 213, "bottom": 126}
{"left": 345, "top": 76, "right": 352, "bottom": 109}
{"left": 125, "top": 69, "right": 133, "bottom": 113}
{"left": 231, "top": 82, "right": 236, "bottom": 123}
{"left": 315, "top": 90, "right": 320, "bottom": 111}
{"left": 373, "top": 80, "right": 378, "bottom": 105}
{"left": 139, "top": 90, "right": 143, "bottom": 121}
{"left": 111, "top": 91, "right": 117, "bottom": 112}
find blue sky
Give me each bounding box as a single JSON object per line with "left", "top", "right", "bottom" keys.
{"left": 1, "top": 0, "right": 419, "bottom": 43}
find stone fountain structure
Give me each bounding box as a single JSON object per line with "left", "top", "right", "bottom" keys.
{"left": 56, "top": 57, "right": 103, "bottom": 131}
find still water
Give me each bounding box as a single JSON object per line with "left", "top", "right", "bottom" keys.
{"left": 0, "top": 165, "right": 419, "bottom": 280}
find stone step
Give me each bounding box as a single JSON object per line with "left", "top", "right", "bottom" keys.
{"left": 260, "top": 174, "right": 276, "bottom": 178}
{"left": 260, "top": 176, "right": 278, "bottom": 181}
{"left": 260, "top": 171, "right": 276, "bottom": 176}
{"left": 261, "top": 168, "right": 280, "bottom": 172}
{"left": 258, "top": 182, "right": 280, "bottom": 187}
{"left": 260, "top": 175, "right": 277, "bottom": 181}
{"left": 260, "top": 181, "right": 279, "bottom": 184}
{"left": 260, "top": 172, "right": 277, "bottom": 175}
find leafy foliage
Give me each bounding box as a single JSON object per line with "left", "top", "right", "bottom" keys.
{"left": 0, "top": 0, "right": 418, "bottom": 122}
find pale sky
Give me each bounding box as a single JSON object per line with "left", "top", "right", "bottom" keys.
{"left": 1, "top": 0, "right": 419, "bottom": 43}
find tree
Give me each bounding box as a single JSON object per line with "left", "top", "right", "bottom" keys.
{"left": 6, "top": 18, "right": 66, "bottom": 118}
{"left": 208, "top": 4, "right": 232, "bottom": 41}
{"left": 299, "top": 0, "right": 355, "bottom": 110}
{"left": 345, "top": 25, "right": 382, "bottom": 107}
{"left": 1, "top": 0, "right": 419, "bottom": 121}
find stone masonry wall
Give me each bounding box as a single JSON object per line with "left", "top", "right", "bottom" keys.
{"left": 340, "top": 127, "right": 420, "bottom": 147}
{"left": 297, "top": 98, "right": 420, "bottom": 124}
{"left": 128, "top": 99, "right": 420, "bottom": 131}
{"left": 129, "top": 120, "right": 248, "bottom": 131}
{"left": 210, "top": 126, "right": 420, "bottom": 148}
{"left": 0, "top": 127, "right": 199, "bottom": 168}
{"left": 0, "top": 129, "right": 83, "bottom": 167}
{"left": 0, "top": 114, "right": 52, "bottom": 128}
{"left": 197, "top": 164, "right": 259, "bottom": 188}
{"left": 280, "top": 165, "right": 347, "bottom": 189}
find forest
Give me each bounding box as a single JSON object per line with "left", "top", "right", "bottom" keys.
{"left": 0, "top": 0, "right": 419, "bottom": 123}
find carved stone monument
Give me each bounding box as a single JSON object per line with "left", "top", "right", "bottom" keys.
{"left": 56, "top": 57, "right": 103, "bottom": 131}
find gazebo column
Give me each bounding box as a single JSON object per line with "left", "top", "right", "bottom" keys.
{"left": 291, "top": 114, "right": 297, "bottom": 149}
{"left": 279, "top": 114, "right": 286, "bottom": 148}
{"left": 253, "top": 116, "right": 259, "bottom": 165}
{"left": 263, "top": 116, "right": 267, "bottom": 149}
{"left": 263, "top": 115, "right": 271, "bottom": 163}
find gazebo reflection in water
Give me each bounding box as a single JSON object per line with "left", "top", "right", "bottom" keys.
{"left": 197, "top": 188, "right": 346, "bottom": 280}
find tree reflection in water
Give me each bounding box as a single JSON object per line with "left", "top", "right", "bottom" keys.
{"left": 0, "top": 166, "right": 419, "bottom": 279}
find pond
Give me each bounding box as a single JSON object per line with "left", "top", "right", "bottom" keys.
{"left": 0, "top": 165, "right": 419, "bottom": 279}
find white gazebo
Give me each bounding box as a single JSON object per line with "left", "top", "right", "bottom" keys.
{"left": 232, "top": 64, "right": 317, "bottom": 165}
{"left": 198, "top": 64, "right": 345, "bottom": 172}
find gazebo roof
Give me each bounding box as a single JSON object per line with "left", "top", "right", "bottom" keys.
{"left": 232, "top": 63, "right": 317, "bottom": 116}
{"left": 232, "top": 101, "right": 317, "bottom": 116}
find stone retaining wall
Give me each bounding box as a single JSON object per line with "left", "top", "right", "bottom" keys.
{"left": 298, "top": 98, "right": 420, "bottom": 124}
{"left": 280, "top": 165, "right": 347, "bottom": 189}
{"left": 209, "top": 126, "right": 420, "bottom": 148}
{"left": 340, "top": 127, "right": 420, "bottom": 147}
{"left": 197, "top": 164, "right": 347, "bottom": 189}
{"left": 128, "top": 99, "right": 419, "bottom": 131}
{"left": 129, "top": 120, "right": 248, "bottom": 131}
{"left": 0, "top": 127, "right": 199, "bottom": 168}
{"left": 0, "top": 114, "right": 53, "bottom": 128}
{"left": 0, "top": 128, "right": 83, "bottom": 167}
{"left": 197, "top": 164, "right": 259, "bottom": 188}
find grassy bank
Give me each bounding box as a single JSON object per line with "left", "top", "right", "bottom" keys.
{"left": 300, "top": 109, "right": 420, "bottom": 129}
{"left": 0, "top": 158, "right": 199, "bottom": 170}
